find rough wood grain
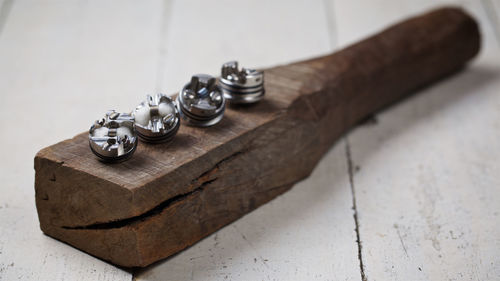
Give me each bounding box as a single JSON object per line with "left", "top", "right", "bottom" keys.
{"left": 134, "top": 1, "right": 362, "bottom": 280}
{"left": 34, "top": 8, "right": 480, "bottom": 267}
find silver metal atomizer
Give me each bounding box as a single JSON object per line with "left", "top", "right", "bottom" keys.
{"left": 88, "top": 61, "right": 263, "bottom": 162}
{"left": 133, "top": 94, "right": 180, "bottom": 143}
{"left": 89, "top": 110, "right": 138, "bottom": 162}
{"left": 219, "top": 61, "right": 264, "bottom": 104}
{"left": 176, "top": 74, "right": 226, "bottom": 127}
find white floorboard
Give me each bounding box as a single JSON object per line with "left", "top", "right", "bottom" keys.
{"left": 347, "top": 52, "right": 500, "bottom": 281}
{"left": 332, "top": 0, "right": 499, "bottom": 51}
{"left": 0, "top": 0, "right": 166, "bottom": 280}
{"left": 333, "top": 1, "right": 500, "bottom": 280}
{"left": 159, "top": 0, "right": 333, "bottom": 92}
{"left": 1, "top": 0, "right": 499, "bottom": 280}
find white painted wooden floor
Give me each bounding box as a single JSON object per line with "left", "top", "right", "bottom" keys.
{"left": 0, "top": 0, "right": 499, "bottom": 280}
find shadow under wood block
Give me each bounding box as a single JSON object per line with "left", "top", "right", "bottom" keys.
{"left": 34, "top": 7, "right": 480, "bottom": 267}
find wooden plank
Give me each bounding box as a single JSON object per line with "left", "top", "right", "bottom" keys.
{"left": 333, "top": 1, "right": 500, "bottom": 280}
{"left": 0, "top": 0, "right": 168, "bottom": 280}
{"left": 35, "top": 6, "right": 480, "bottom": 269}
{"left": 138, "top": 1, "right": 360, "bottom": 279}
{"left": 136, "top": 143, "right": 360, "bottom": 280}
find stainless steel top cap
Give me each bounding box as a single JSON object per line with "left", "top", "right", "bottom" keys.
{"left": 219, "top": 61, "right": 264, "bottom": 104}
{"left": 89, "top": 110, "right": 138, "bottom": 162}
{"left": 133, "top": 94, "right": 180, "bottom": 143}
{"left": 177, "top": 74, "right": 226, "bottom": 127}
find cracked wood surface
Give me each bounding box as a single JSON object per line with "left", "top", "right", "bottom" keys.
{"left": 34, "top": 7, "right": 480, "bottom": 268}
{"left": 1, "top": 1, "right": 500, "bottom": 280}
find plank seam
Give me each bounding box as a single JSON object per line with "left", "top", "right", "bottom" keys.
{"left": 345, "top": 137, "right": 367, "bottom": 281}
{"left": 323, "top": 0, "right": 338, "bottom": 50}
{"left": 155, "top": 0, "right": 174, "bottom": 93}
{"left": 481, "top": 0, "right": 500, "bottom": 45}
{"left": 0, "top": 0, "right": 14, "bottom": 38}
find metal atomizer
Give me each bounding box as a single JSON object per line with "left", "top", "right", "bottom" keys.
{"left": 133, "top": 94, "right": 180, "bottom": 143}
{"left": 176, "top": 74, "right": 226, "bottom": 127}
{"left": 219, "top": 61, "right": 264, "bottom": 104}
{"left": 89, "top": 110, "right": 138, "bottom": 162}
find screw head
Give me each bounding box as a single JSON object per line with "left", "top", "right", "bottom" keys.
{"left": 133, "top": 94, "right": 180, "bottom": 143}
{"left": 89, "top": 110, "right": 138, "bottom": 163}
{"left": 177, "top": 74, "right": 226, "bottom": 127}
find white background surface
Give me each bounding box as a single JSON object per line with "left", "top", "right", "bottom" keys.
{"left": 0, "top": 0, "right": 499, "bottom": 280}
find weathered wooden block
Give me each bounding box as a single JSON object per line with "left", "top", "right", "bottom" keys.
{"left": 35, "top": 7, "right": 480, "bottom": 267}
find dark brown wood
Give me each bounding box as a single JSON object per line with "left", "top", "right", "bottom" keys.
{"left": 34, "top": 7, "right": 480, "bottom": 267}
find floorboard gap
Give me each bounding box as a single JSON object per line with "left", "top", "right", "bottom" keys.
{"left": 345, "top": 137, "right": 367, "bottom": 281}
{"left": 155, "top": 0, "right": 174, "bottom": 92}
{"left": 0, "top": 0, "right": 14, "bottom": 37}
